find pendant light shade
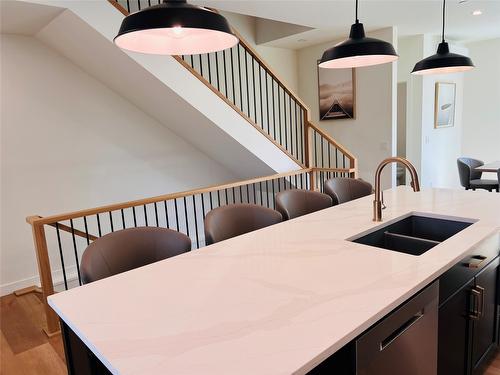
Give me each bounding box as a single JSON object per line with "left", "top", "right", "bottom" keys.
{"left": 319, "top": 22, "right": 398, "bottom": 69}
{"left": 319, "top": 0, "right": 398, "bottom": 69}
{"left": 412, "top": 0, "right": 474, "bottom": 75}
{"left": 114, "top": 0, "right": 238, "bottom": 55}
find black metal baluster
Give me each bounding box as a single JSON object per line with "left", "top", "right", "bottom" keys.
{"left": 328, "top": 143, "right": 332, "bottom": 168}
{"left": 121, "top": 209, "right": 126, "bottom": 229}
{"left": 335, "top": 149, "right": 339, "bottom": 169}
{"left": 230, "top": 48, "right": 236, "bottom": 104}
{"left": 246, "top": 184, "right": 250, "bottom": 203}
{"left": 96, "top": 214, "right": 102, "bottom": 237}
{"left": 259, "top": 181, "right": 263, "bottom": 205}
{"left": 174, "top": 199, "right": 180, "bottom": 231}
{"left": 300, "top": 173, "right": 304, "bottom": 189}
{"left": 132, "top": 206, "right": 137, "bottom": 227}
{"left": 272, "top": 78, "right": 277, "bottom": 139}
{"left": 192, "top": 195, "right": 199, "bottom": 248}
{"left": 209, "top": 191, "right": 214, "bottom": 210}
{"left": 190, "top": 55, "right": 194, "bottom": 68}
{"left": 224, "top": 189, "right": 229, "bottom": 205}
{"left": 126, "top": 0, "right": 130, "bottom": 13}
{"left": 198, "top": 54, "right": 203, "bottom": 78}
{"left": 223, "top": 50, "right": 228, "bottom": 97}
{"left": 201, "top": 193, "right": 206, "bottom": 217}
{"left": 217, "top": 190, "right": 221, "bottom": 207}
{"left": 154, "top": 202, "right": 159, "bottom": 226}
{"left": 294, "top": 174, "right": 298, "bottom": 189}
{"left": 277, "top": 85, "right": 282, "bottom": 144}
{"left": 300, "top": 108, "right": 305, "bottom": 164}
{"left": 252, "top": 57, "right": 257, "bottom": 124}
{"left": 245, "top": 50, "right": 251, "bottom": 118}
{"left": 164, "top": 201, "right": 170, "bottom": 228}
{"left": 83, "top": 216, "right": 90, "bottom": 246}
{"left": 343, "top": 155, "right": 347, "bottom": 177}
{"left": 55, "top": 222, "right": 68, "bottom": 290}
{"left": 314, "top": 130, "right": 318, "bottom": 167}
{"left": 207, "top": 53, "right": 212, "bottom": 84}
{"left": 215, "top": 52, "right": 220, "bottom": 91}
{"left": 321, "top": 137, "right": 325, "bottom": 168}
{"left": 143, "top": 204, "right": 148, "bottom": 226}
{"left": 108, "top": 211, "right": 114, "bottom": 232}
{"left": 69, "top": 219, "right": 82, "bottom": 285}
{"left": 252, "top": 183, "right": 256, "bottom": 203}
{"left": 239, "top": 186, "right": 243, "bottom": 203}
{"left": 137, "top": 0, "right": 141, "bottom": 10}
{"left": 237, "top": 45, "right": 243, "bottom": 110}
{"left": 265, "top": 180, "right": 270, "bottom": 207}
{"left": 232, "top": 187, "right": 236, "bottom": 204}
{"left": 183, "top": 196, "right": 189, "bottom": 237}
{"left": 271, "top": 179, "right": 276, "bottom": 209}
{"left": 259, "top": 66, "right": 264, "bottom": 129}
{"left": 283, "top": 90, "right": 288, "bottom": 151}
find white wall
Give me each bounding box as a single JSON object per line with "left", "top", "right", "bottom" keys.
{"left": 297, "top": 28, "right": 398, "bottom": 188}
{"left": 222, "top": 11, "right": 299, "bottom": 93}
{"left": 398, "top": 35, "right": 468, "bottom": 188}
{"left": 0, "top": 35, "right": 238, "bottom": 295}
{"left": 462, "top": 38, "right": 500, "bottom": 175}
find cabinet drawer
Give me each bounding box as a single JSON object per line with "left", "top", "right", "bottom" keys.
{"left": 356, "top": 282, "right": 439, "bottom": 375}
{"left": 440, "top": 233, "right": 500, "bottom": 305}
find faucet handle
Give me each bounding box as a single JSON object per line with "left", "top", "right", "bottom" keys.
{"left": 381, "top": 191, "right": 386, "bottom": 210}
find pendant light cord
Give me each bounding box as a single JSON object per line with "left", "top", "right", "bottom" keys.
{"left": 441, "top": 0, "right": 446, "bottom": 42}
{"left": 355, "top": 0, "right": 359, "bottom": 23}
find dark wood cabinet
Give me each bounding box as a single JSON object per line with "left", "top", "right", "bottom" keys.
{"left": 471, "top": 257, "right": 499, "bottom": 374}
{"left": 438, "top": 279, "right": 474, "bottom": 375}
{"left": 438, "top": 251, "right": 499, "bottom": 375}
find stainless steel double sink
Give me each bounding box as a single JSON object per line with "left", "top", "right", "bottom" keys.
{"left": 349, "top": 213, "right": 476, "bottom": 256}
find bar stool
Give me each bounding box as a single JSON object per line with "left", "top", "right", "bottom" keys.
{"left": 204, "top": 204, "right": 282, "bottom": 245}
{"left": 324, "top": 177, "right": 373, "bottom": 205}
{"left": 275, "top": 189, "right": 332, "bottom": 220}
{"left": 80, "top": 227, "right": 191, "bottom": 284}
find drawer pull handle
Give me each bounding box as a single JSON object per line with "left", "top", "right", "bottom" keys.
{"left": 469, "top": 288, "right": 481, "bottom": 320}
{"left": 467, "top": 255, "right": 487, "bottom": 269}
{"left": 380, "top": 310, "right": 424, "bottom": 351}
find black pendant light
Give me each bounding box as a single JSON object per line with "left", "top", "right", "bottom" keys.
{"left": 412, "top": 0, "right": 474, "bottom": 75}
{"left": 114, "top": 0, "right": 238, "bottom": 55}
{"left": 319, "top": 0, "right": 398, "bottom": 69}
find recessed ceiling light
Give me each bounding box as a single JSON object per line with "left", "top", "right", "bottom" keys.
{"left": 472, "top": 9, "right": 482, "bottom": 16}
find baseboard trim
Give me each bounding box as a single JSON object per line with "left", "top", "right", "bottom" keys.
{"left": 1, "top": 266, "right": 79, "bottom": 296}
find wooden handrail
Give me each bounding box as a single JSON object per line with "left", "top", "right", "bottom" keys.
{"left": 28, "top": 168, "right": 313, "bottom": 226}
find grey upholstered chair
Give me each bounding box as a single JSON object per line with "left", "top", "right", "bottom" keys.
{"left": 324, "top": 177, "right": 373, "bottom": 205}
{"left": 80, "top": 227, "right": 191, "bottom": 284}
{"left": 275, "top": 189, "right": 333, "bottom": 220}
{"left": 457, "top": 158, "right": 498, "bottom": 192}
{"left": 204, "top": 204, "right": 282, "bottom": 245}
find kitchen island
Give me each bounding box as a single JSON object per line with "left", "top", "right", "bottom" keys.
{"left": 48, "top": 187, "right": 500, "bottom": 374}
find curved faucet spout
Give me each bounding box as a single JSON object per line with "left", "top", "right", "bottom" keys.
{"left": 373, "top": 157, "right": 420, "bottom": 222}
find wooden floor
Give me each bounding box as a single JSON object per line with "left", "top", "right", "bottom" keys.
{"left": 1, "top": 292, "right": 500, "bottom": 375}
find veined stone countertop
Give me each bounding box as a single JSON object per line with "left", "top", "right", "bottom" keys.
{"left": 48, "top": 187, "right": 500, "bottom": 375}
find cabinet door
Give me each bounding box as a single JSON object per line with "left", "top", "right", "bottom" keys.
{"left": 438, "top": 280, "right": 474, "bottom": 375}
{"left": 471, "top": 256, "right": 499, "bottom": 373}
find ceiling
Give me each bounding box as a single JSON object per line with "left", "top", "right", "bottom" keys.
{"left": 194, "top": 0, "right": 500, "bottom": 49}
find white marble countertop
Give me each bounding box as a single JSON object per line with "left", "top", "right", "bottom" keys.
{"left": 48, "top": 187, "right": 500, "bottom": 375}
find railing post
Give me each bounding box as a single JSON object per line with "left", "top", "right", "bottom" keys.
{"left": 27, "top": 216, "right": 60, "bottom": 336}
{"left": 352, "top": 158, "right": 359, "bottom": 179}
{"left": 309, "top": 169, "right": 316, "bottom": 191}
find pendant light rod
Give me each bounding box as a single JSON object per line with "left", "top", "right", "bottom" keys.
{"left": 355, "top": 0, "right": 359, "bottom": 23}
{"left": 441, "top": 0, "right": 446, "bottom": 42}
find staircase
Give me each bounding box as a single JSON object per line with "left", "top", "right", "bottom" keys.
{"left": 26, "top": 0, "right": 357, "bottom": 336}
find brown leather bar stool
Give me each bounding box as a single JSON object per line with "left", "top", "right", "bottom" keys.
{"left": 275, "top": 189, "right": 332, "bottom": 220}
{"left": 80, "top": 227, "right": 191, "bottom": 284}
{"left": 204, "top": 204, "right": 282, "bottom": 245}
{"left": 457, "top": 157, "right": 499, "bottom": 192}
{"left": 324, "top": 177, "right": 373, "bottom": 205}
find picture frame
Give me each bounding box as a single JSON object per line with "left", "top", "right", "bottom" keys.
{"left": 434, "top": 82, "right": 456, "bottom": 128}
{"left": 317, "top": 61, "right": 356, "bottom": 121}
